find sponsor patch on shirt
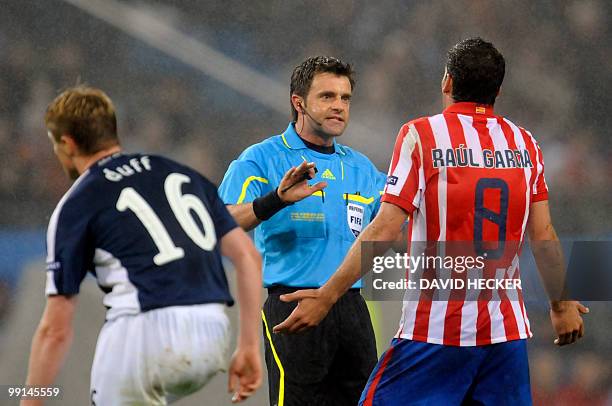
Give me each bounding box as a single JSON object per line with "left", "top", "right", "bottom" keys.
{"left": 386, "top": 175, "right": 398, "bottom": 185}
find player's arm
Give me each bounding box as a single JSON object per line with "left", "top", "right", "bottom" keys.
{"left": 22, "top": 295, "right": 77, "bottom": 406}
{"left": 273, "top": 202, "right": 408, "bottom": 334}
{"left": 371, "top": 170, "right": 407, "bottom": 241}
{"left": 220, "top": 227, "right": 263, "bottom": 402}
{"left": 526, "top": 200, "right": 589, "bottom": 346}
{"left": 227, "top": 161, "right": 326, "bottom": 232}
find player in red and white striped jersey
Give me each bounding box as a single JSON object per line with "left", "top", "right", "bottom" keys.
{"left": 385, "top": 102, "right": 547, "bottom": 346}
{"left": 275, "top": 38, "right": 588, "bottom": 405}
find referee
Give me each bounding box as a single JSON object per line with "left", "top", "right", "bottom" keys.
{"left": 219, "top": 56, "right": 385, "bottom": 406}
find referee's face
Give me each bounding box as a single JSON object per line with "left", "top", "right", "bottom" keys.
{"left": 303, "top": 72, "right": 352, "bottom": 138}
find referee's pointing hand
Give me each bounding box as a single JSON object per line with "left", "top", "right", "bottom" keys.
{"left": 273, "top": 288, "right": 335, "bottom": 334}
{"left": 278, "top": 161, "right": 327, "bottom": 204}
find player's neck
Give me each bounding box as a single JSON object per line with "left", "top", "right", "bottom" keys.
{"left": 442, "top": 94, "right": 455, "bottom": 109}
{"left": 74, "top": 145, "right": 122, "bottom": 175}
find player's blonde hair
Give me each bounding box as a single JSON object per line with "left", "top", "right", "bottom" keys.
{"left": 45, "top": 86, "right": 119, "bottom": 154}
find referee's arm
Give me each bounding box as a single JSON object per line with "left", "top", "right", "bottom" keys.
{"left": 226, "top": 203, "right": 262, "bottom": 232}
{"left": 228, "top": 161, "right": 325, "bottom": 231}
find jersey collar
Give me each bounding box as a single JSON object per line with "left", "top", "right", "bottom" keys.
{"left": 280, "top": 123, "right": 346, "bottom": 156}
{"left": 443, "top": 102, "right": 495, "bottom": 117}
{"left": 95, "top": 151, "right": 124, "bottom": 167}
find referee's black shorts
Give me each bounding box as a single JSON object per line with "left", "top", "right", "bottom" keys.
{"left": 262, "top": 285, "right": 377, "bottom": 406}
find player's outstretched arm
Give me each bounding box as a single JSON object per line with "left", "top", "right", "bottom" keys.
{"left": 273, "top": 202, "right": 408, "bottom": 334}
{"left": 227, "top": 161, "right": 327, "bottom": 232}
{"left": 527, "top": 200, "right": 589, "bottom": 346}
{"left": 22, "top": 295, "right": 77, "bottom": 406}
{"left": 220, "top": 227, "right": 263, "bottom": 402}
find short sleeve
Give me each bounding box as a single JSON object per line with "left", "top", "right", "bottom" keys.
{"left": 381, "top": 123, "right": 424, "bottom": 213}
{"left": 370, "top": 170, "right": 387, "bottom": 220}
{"left": 531, "top": 142, "right": 548, "bottom": 202}
{"left": 219, "top": 158, "right": 270, "bottom": 205}
{"left": 45, "top": 199, "right": 94, "bottom": 296}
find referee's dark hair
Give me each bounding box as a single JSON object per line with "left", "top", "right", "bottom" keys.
{"left": 290, "top": 56, "right": 355, "bottom": 121}
{"left": 45, "top": 86, "right": 119, "bottom": 155}
{"left": 446, "top": 37, "right": 505, "bottom": 105}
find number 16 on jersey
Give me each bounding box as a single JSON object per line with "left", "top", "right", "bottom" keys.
{"left": 116, "top": 173, "right": 217, "bottom": 265}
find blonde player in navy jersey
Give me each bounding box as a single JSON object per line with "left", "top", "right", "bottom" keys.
{"left": 23, "top": 86, "right": 262, "bottom": 405}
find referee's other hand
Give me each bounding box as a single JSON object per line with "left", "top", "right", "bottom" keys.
{"left": 273, "top": 288, "right": 334, "bottom": 334}
{"left": 278, "top": 161, "right": 327, "bottom": 204}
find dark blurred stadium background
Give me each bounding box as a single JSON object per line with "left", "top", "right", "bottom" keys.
{"left": 0, "top": 1, "right": 610, "bottom": 405}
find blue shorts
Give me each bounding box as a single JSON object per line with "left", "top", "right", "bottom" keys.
{"left": 359, "top": 338, "right": 532, "bottom": 406}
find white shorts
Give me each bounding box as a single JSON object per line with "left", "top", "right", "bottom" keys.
{"left": 90, "top": 304, "right": 230, "bottom": 405}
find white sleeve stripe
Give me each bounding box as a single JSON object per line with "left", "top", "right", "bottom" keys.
{"left": 523, "top": 129, "right": 546, "bottom": 194}
{"left": 45, "top": 270, "right": 58, "bottom": 295}
{"left": 414, "top": 147, "right": 426, "bottom": 208}
{"left": 46, "top": 170, "right": 91, "bottom": 264}
{"left": 386, "top": 124, "right": 420, "bottom": 196}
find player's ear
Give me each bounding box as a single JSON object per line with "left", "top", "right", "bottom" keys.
{"left": 58, "top": 134, "right": 79, "bottom": 157}
{"left": 441, "top": 71, "right": 452, "bottom": 96}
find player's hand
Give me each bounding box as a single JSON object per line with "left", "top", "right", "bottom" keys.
{"left": 278, "top": 161, "right": 327, "bottom": 203}
{"left": 549, "top": 301, "right": 589, "bottom": 346}
{"left": 228, "top": 345, "right": 262, "bottom": 403}
{"left": 272, "top": 288, "right": 335, "bottom": 334}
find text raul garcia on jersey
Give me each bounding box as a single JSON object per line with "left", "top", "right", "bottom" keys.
{"left": 432, "top": 146, "right": 534, "bottom": 169}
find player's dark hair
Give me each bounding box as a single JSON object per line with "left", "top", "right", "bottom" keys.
{"left": 45, "top": 86, "right": 119, "bottom": 155}
{"left": 290, "top": 56, "right": 355, "bottom": 121}
{"left": 446, "top": 37, "right": 505, "bottom": 105}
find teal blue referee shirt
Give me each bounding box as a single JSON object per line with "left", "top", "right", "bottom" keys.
{"left": 219, "top": 123, "right": 386, "bottom": 288}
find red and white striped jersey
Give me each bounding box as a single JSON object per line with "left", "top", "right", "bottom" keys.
{"left": 382, "top": 102, "right": 548, "bottom": 346}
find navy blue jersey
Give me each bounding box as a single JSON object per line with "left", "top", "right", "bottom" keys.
{"left": 45, "top": 153, "right": 237, "bottom": 320}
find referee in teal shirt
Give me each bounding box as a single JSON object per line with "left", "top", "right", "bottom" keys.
{"left": 219, "top": 56, "right": 385, "bottom": 406}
